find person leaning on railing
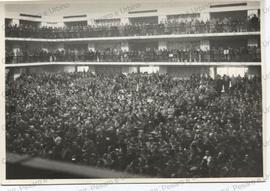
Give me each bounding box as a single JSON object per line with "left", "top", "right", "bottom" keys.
{"left": 5, "top": 46, "right": 261, "bottom": 64}
{"left": 5, "top": 16, "right": 261, "bottom": 39}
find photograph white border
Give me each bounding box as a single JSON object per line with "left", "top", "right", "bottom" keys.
{"left": 0, "top": 0, "right": 268, "bottom": 185}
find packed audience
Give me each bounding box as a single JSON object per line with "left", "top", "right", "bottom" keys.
{"left": 5, "top": 15, "right": 260, "bottom": 38}
{"left": 5, "top": 46, "right": 261, "bottom": 64}
{"left": 6, "top": 72, "right": 262, "bottom": 177}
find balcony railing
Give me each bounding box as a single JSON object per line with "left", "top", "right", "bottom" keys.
{"left": 5, "top": 49, "right": 261, "bottom": 64}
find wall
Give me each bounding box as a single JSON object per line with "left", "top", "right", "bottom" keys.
{"left": 167, "top": 41, "right": 200, "bottom": 50}
{"left": 28, "top": 65, "right": 76, "bottom": 73}
{"left": 216, "top": 66, "right": 248, "bottom": 77}
{"left": 6, "top": 41, "right": 53, "bottom": 52}
{"left": 95, "top": 65, "right": 123, "bottom": 74}
{"left": 95, "top": 42, "right": 121, "bottom": 50}
{"left": 6, "top": 65, "right": 76, "bottom": 79}
{"left": 248, "top": 66, "right": 261, "bottom": 77}
{"left": 5, "top": 1, "right": 260, "bottom": 27}
{"left": 166, "top": 66, "right": 210, "bottom": 78}
{"left": 210, "top": 38, "right": 247, "bottom": 49}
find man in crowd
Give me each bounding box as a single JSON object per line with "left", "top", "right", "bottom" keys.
{"left": 6, "top": 71, "right": 262, "bottom": 178}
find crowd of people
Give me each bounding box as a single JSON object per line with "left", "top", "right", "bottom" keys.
{"left": 6, "top": 71, "right": 262, "bottom": 177}
{"left": 5, "top": 15, "right": 260, "bottom": 38}
{"left": 5, "top": 46, "right": 261, "bottom": 64}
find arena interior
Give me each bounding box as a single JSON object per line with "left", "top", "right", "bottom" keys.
{"left": 4, "top": 0, "right": 263, "bottom": 179}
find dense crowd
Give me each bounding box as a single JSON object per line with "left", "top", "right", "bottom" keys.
{"left": 5, "top": 46, "right": 261, "bottom": 64}
{"left": 5, "top": 15, "right": 260, "bottom": 38}
{"left": 6, "top": 72, "right": 262, "bottom": 177}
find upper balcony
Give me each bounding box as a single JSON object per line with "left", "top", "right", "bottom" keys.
{"left": 5, "top": 46, "right": 261, "bottom": 67}
{"left": 5, "top": 17, "right": 260, "bottom": 42}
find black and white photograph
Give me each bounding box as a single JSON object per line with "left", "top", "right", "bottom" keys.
{"left": 0, "top": 0, "right": 266, "bottom": 184}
